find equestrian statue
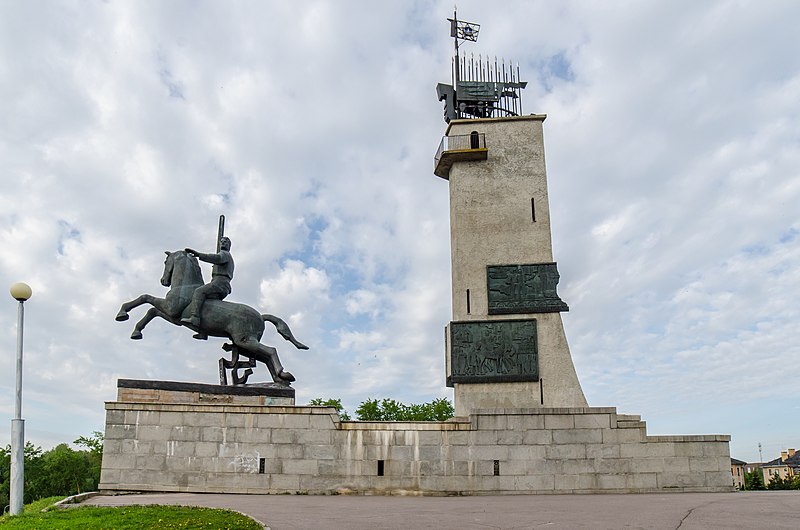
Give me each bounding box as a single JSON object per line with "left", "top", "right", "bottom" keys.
{"left": 115, "top": 219, "right": 307, "bottom": 386}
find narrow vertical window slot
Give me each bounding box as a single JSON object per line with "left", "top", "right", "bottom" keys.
{"left": 466, "top": 289, "right": 471, "bottom": 314}
{"left": 259, "top": 458, "right": 266, "bottom": 474}
{"left": 531, "top": 198, "right": 536, "bottom": 222}
{"left": 377, "top": 460, "right": 385, "bottom": 476}
{"left": 493, "top": 460, "right": 500, "bottom": 476}
{"left": 540, "top": 379, "right": 544, "bottom": 405}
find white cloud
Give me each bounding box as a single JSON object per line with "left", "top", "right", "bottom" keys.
{"left": 259, "top": 259, "right": 331, "bottom": 329}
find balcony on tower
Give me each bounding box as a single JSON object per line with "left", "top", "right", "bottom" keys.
{"left": 433, "top": 131, "right": 488, "bottom": 179}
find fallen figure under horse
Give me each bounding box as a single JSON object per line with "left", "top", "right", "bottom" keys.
{"left": 115, "top": 250, "right": 307, "bottom": 385}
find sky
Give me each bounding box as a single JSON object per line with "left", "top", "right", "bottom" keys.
{"left": 0, "top": 0, "right": 798, "bottom": 465}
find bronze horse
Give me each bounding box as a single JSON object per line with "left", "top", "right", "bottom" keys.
{"left": 115, "top": 250, "right": 306, "bottom": 384}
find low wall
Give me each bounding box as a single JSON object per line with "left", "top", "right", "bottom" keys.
{"left": 100, "top": 384, "right": 732, "bottom": 495}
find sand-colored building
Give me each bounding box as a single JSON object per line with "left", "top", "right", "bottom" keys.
{"left": 761, "top": 448, "right": 798, "bottom": 486}
{"left": 730, "top": 458, "right": 746, "bottom": 489}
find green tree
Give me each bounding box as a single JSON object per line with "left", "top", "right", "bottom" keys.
{"left": 308, "top": 398, "right": 351, "bottom": 420}
{"left": 767, "top": 472, "right": 794, "bottom": 490}
{"left": 308, "top": 397, "right": 455, "bottom": 421}
{"left": 1, "top": 441, "right": 45, "bottom": 508}
{"left": 354, "top": 398, "right": 381, "bottom": 421}
{"left": 1, "top": 444, "right": 9, "bottom": 511}
{"left": 74, "top": 431, "right": 104, "bottom": 454}
{"left": 428, "top": 398, "right": 456, "bottom": 421}
{"left": 1, "top": 432, "right": 104, "bottom": 510}
{"left": 74, "top": 431, "right": 104, "bottom": 492}
{"left": 355, "top": 398, "right": 454, "bottom": 421}
{"left": 744, "top": 469, "right": 765, "bottom": 490}
{"left": 32, "top": 444, "right": 92, "bottom": 498}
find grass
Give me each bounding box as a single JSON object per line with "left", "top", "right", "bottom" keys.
{"left": 0, "top": 501, "right": 263, "bottom": 529}
{"left": 0, "top": 496, "right": 66, "bottom": 521}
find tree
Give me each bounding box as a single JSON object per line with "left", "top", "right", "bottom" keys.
{"left": 744, "top": 469, "right": 765, "bottom": 491}
{"left": 355, "top": 398, "right": 454, "bottom": 421}
{"left": 355, "top": 398, "right": 382, "bottom": 421}
{"left": 1, "top": 441, "right": 44, "bottom": 508}
{"left": 74, "top": 431, "right": 104, "bottom": 455}
{"left": 309, "top": 397, "right": 455, "bottom": 422}
{"left": 31, "top": 444, "right": 92, "bottom": 499}
{"left": 767, "top": 472, "right": 794, "bottom": 490}
{"left": 1, "top": 432, "right": 104, "bottom": 511}
{"left": 308, "top": 398, "right": 351, "bottom": 420}
{"left": 74, "top": 431, "right": 104, "bottom": 492}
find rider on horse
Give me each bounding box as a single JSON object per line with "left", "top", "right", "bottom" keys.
{"left": 181, "top": 236, "right": 234, "bottom": 339}
{"left": 117, "top": 234, "right": 308, "bottom": 384}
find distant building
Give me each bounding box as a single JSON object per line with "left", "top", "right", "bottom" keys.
{"left": 730, "top": 458, "right": 747, "bottom": 489}
{"left": 743, "top": 462, "right": 762, "bottom": 474}
{"left": 761, "top": 448, "right": 798, "bottom": 486}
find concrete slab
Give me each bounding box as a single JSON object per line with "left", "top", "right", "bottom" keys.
{"left": 83, "top": 490, "right": 800, "bottom": 530}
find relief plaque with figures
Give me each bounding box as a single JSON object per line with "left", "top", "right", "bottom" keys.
{"left": 487, "top": 263, "right": 569, "bottom": 314}
{"left": 448, "top": 319, "right": 538, "bottom": 386}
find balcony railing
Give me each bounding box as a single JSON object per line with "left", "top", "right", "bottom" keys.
{"left": 434, "top": 133, "right": 488, "bottom": 179}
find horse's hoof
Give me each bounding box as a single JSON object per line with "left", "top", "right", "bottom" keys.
{"left": 115, "top": 311, "right": 129, "bottom": 322}
{"left": 279, "top": 371, "right": 296, "bottom": 383}
{"left": 131, "top": 331, "right": 143, "bottom": 340}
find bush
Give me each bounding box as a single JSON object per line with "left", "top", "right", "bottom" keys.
{"left": 309, "top": 397, "right": 455, "bottom": 422}
{"left": 355, "top": 397, "right": 454, "bottom": 421}
{"left": 767, "top": 473, "right": 795, "bottom": 490}
{"left": 308, "top": 398, "right": 351, "bottom": 420}
{"left": 744, "top": 469, "right": 765, "bottom": 490}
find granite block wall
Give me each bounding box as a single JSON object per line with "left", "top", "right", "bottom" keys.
{"left": 100, "top": 400, "right": 732, "bottom": 495}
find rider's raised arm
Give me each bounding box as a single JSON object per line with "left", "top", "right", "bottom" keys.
{"left": 190, "top": 250, "right": 229, "bottom": 265}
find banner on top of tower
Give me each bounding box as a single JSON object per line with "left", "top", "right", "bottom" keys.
{"left": 437, "top": 10, "right": 527, "bottom": 123}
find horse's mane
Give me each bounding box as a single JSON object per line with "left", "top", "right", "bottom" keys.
{"left": 171, "top": 250, "right": 203, "bottom": 281}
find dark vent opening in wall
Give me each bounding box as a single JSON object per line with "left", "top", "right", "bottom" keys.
{"left": 378, "top": 460, "right": 385, "bottom": 476}
{"left": 259, "top": 458, "right": 266, "bottom": 474}
{"left": 531, "top": 198, "right": 536, "bottom": 222}
{"left": 493, "top": 460, "right": 500, "bottom": 476}
{"left": 466, "top": 289, "right": 471, "bottom": 314}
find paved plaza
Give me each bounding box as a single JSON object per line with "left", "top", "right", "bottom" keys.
{"left": 84, "top": 490, "right": 800, "bottom": 529}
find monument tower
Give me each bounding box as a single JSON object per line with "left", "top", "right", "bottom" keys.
{"left": 435, "top": 12, "right": 586, "bottom": 415}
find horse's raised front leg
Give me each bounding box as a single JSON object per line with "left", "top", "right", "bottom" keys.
{"left": 115, "top": 294, "right": 161, "bottom": 322}
{"left": 233, "top": 337, "right": 295, "bottom": 383}
{"left": 131, "top": 306, "right": 172, "bottom": 340}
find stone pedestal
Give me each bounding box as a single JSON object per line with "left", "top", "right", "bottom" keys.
{"left": 100, "top": 383, "right": 733, "bottom": 495}
{"left": 116, "top": 379, "right": 294, "bottom": 406}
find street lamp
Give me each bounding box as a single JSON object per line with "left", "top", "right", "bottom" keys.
{"left": 9, "top": 282, "right": 31, "bottom": 516}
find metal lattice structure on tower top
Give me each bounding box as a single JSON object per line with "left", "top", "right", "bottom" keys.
{"left": 436, "top": 10, "right": 527, "bottom": 123}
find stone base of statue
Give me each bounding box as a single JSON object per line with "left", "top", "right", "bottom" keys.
{"left": 115, "top": 378, "right": 295, "bottom": 405}
{"left": 99, "top": 379, "right": 732, "bottom": 495}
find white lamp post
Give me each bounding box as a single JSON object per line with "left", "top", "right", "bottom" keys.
{"left": 8, "top": 282, "right": 31, "bottom": 516}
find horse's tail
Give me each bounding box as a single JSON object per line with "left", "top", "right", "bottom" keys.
{"left": 262, "top": 314, "right": 309, "bottom": 350}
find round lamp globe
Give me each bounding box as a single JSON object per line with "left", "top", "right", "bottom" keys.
{"left": 9, "top": 282, "right": 32, "bottom": 302}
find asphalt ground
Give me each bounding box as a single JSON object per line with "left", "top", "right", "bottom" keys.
{"left": 83, "top": 490, "right": 800, "bottom": 529}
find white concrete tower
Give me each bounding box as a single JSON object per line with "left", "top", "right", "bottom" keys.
{"left": 435, "top": 115, "right": 587, "bottom": 416}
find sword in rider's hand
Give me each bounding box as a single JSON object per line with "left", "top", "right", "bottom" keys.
{"left": 216, "top": 214, "right": 225, "bottom": 252}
